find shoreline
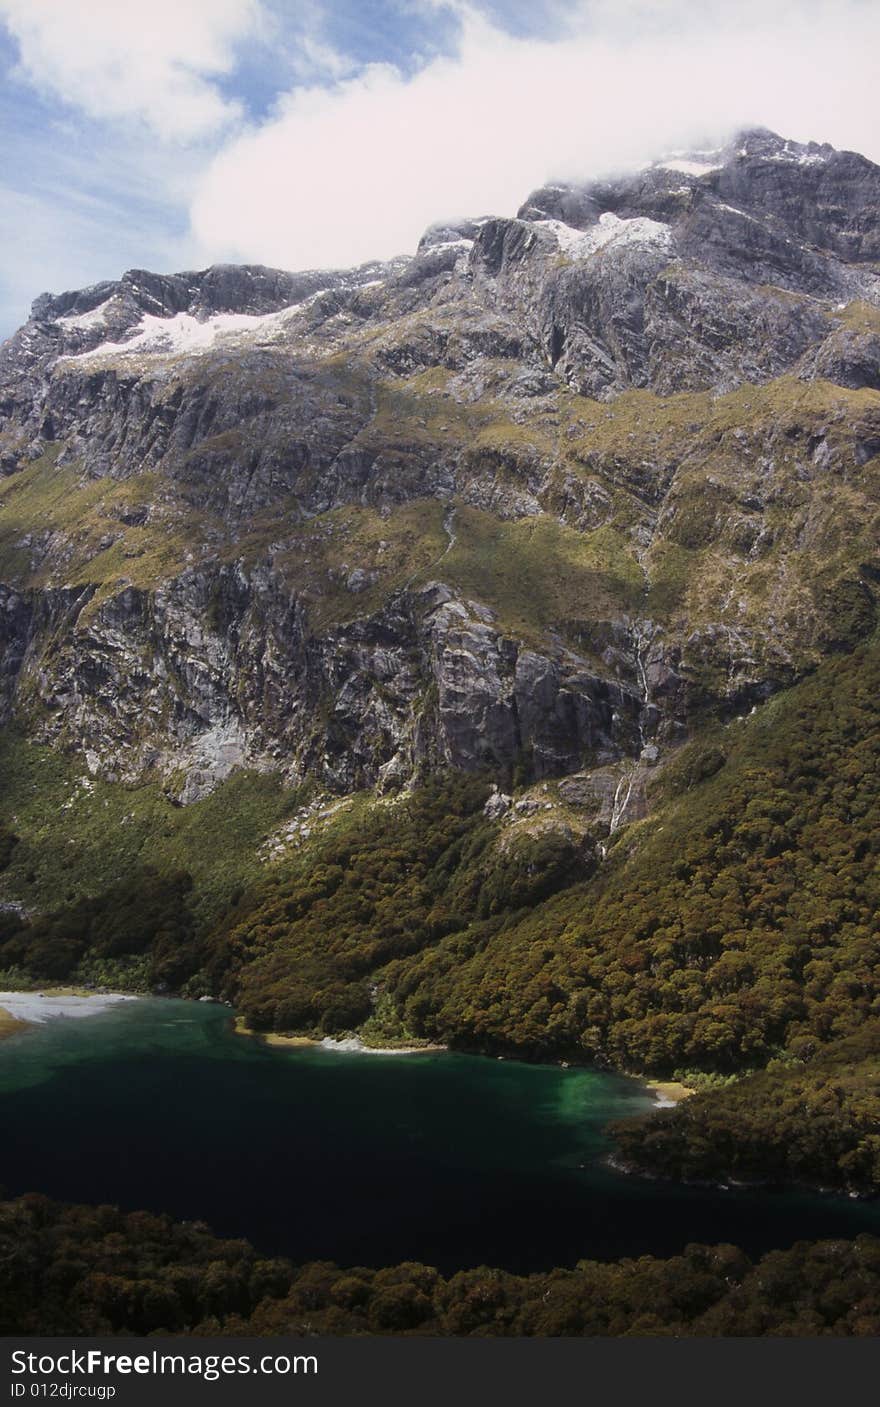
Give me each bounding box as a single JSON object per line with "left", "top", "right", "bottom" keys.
{"left": 1, "top": 995, "right": 693, "bottom": 1087}
{"left": 232, "top": 1017, "right": 447, "bottom": 1056}
{"left": 233, "top": 1019, "right": 317, "bottom": 1049}
{"left": 321, "top": 1035, "right": 449, "bottom": 1056}
{"left": 640, "top": 1078, "right": 696, "bottom": 1107}
{"left": 0, "top": 989, "right": 139, "bottom": 1027}
{"left": 0, "top": 1005, "right": 30, "bottom": 1041}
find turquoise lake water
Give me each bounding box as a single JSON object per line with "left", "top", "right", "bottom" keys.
{"left": 3, "top": 997, "right": 880, "bottom": 1273}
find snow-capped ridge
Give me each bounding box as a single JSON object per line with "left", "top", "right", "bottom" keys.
{"left": 58, "top": 304, "right": 312, "bottom": 364}
{"left": 56, "top": 299, "right": 116, "bottom": 331}
{"left": 536, "top": 211, "right": 673, "bottom": 259}
{"left": 655, "top": 157, "right": 722, "bottom": 178}
{"left": 729, "top": 128, "right": 835, "bottom": 167}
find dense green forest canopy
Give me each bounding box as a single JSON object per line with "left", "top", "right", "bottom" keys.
{"left": 2, "top": 636, "right": 879, "bottom": 1203}
{"left": 612, "top": 1024, "right": 880, "bottom": 1192}
{"left": 5, "top": 1194, "right": 880, "bottom": 1338}
{"left": 4, "top": 636, "right": 878, "bottom": 1072}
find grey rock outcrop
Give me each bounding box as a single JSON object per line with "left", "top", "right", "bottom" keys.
{"left": 0, "top": 127, "right": 877, "bottom": 801}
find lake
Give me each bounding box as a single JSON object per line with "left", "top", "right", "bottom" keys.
{"left": 3, "top": 997, "right": 880, "bottom": 1274}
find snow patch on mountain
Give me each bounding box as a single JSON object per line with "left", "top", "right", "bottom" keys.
{"left": 56, "top": 299, "right": 116, "bottom": 330}
{"left": 58, "top": 304, "right": 308, "bottom": 364}
{"left": 420, "top": 238, "right": 474, "bottom": 255}
{"left": 538, "top": 211, "right": 673, "bottom": 259}
{"left": 737, "top": 138, "right": 828, "bottom": 167}
{"left": 657, "top": 158, "right": 721, "bottom": 177}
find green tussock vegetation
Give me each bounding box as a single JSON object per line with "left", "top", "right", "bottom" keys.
{"left": 440, "top": 508, "right": 644, "bottom": 643}
{"left": 830, "top": 301, "right": 880, "bottom": 334}
{"left": 240, "top": 496, "right": 648, "bottom": 650}
{"left": 0, "top": 447, "right": 226, "bottom": 623}
{"left": 266, "top": 498, "right": 646, "bottom": 646}
{"left": 1, "top": 374, "right": 877, "bottom": 682}
{"left": 266, "top": 499, "right": 448, "bottom": 626}
{"left": 0, "top": 731, "right": 304, "bottom": 929}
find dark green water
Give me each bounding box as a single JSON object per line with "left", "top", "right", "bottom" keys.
{"left": 3, "top": 998, "right": 880, "bottom": 1274}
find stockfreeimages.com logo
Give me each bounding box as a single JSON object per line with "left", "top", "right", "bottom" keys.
{"left": 10, "top": 1348, "right": 317, "bottom": 1389}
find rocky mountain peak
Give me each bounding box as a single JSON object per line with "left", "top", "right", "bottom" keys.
{"left": 32, "top": 264, "right": 325, "bottom": 326}
{"left": 728, "top": 125, "right": 833, "bottom": 162}
{"left": 517, "top": 127, "right": 880, "bottom": 260}
{"left": 21, "top": 258, "right": 407, "bottom": 365}
{"left": 0, "top": 130, "right": 877, "bottom": 804}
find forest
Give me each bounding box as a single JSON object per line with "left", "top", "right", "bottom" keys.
{"left": 2, "top": 639, "right": 880, "bottom": 1202}
{"left": 5, "top": 1193, "right": 880, "bottom": 1337}
{"left": 3, "top": 638, "right": 878, "bottom": 1078}
{"left": 612, "top": 1023, "right": 880, "bottom": 1192}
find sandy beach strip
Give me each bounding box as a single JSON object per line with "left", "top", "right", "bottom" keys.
{"left": 233, "top": 1017, "right": 446, "bottom": 1055}
{"left": 0, "top": 1005, "right": 30, "bottom": 1040}
{"left": 643, "top": 1078, "right": 695, "bottom": 1107}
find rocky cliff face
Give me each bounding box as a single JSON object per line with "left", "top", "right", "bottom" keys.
{"left": 0, "top": 128, "right": 877, "bottom": 807}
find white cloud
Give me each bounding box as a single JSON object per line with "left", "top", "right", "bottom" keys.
{"left": 0, "top": 0, "right": 264, "bottom": 140}
{"left": 190, "top": 0, "right": 880, "bottom": 271}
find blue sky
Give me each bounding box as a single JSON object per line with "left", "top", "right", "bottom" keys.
{"left": 1, "top": 0, "right": 878, "bottom": 339}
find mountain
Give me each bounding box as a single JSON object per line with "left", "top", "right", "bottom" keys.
{"left": 2, "top": 123, "right": 880, "bottom": 1336}
{"left": 0, "top": 126, "right": 877, "bottom": 808}
{"left": 0, "top": 126, "right": 879, "bottom": 1134}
